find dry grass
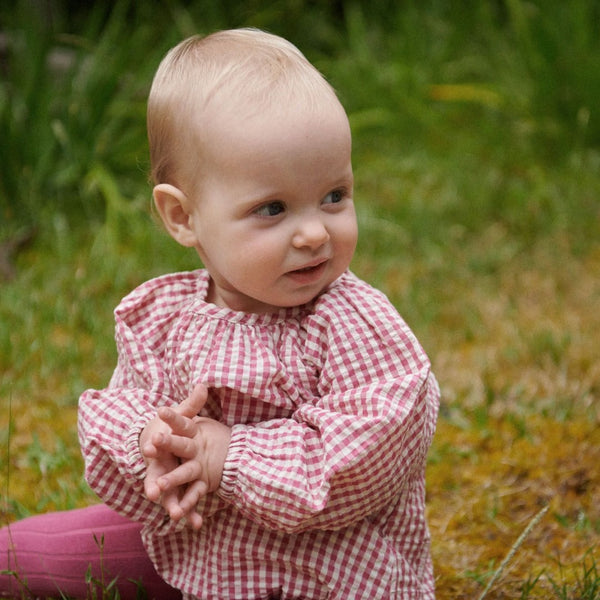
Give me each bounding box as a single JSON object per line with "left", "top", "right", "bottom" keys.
{"left": 1, "top": 2, "right": 599, "bottom": 597}
{"left": 1, "top": 228, "right": 599, "bottom": 599}
{"left": 422, "top": 239, "right": 600, "bottom": 598}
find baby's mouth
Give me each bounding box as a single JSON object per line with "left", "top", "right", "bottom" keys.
{"left": 291, "top": 259, "right": 327, "bottom": 273}
{"left": 286, "top": 260, "right": 328, "bottom": 281}
{"left": 295, "top": 264, "right": 320, "bottom": 273}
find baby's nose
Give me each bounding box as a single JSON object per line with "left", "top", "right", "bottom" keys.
{"left": 292, "top": 218, "right": 330, "bottom": 249}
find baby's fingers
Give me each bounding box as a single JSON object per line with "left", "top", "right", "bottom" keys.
{"left": 144, "top": 454, "right": 178, "bottom": 502}
{"left": 152, "top": 430, "right": 198, "bottom": 461}
{"left": 178, "top": 383, "right": 209, "bottom": 418}
{"left": 177, "top": 480, "right": 208, "bottom": 531}
{"left": 158, "top": 459, "right": 203, "bottom": 492}
{"left": 161, "top": 488, "right": 186, "bottom": 521}
{"left": 186, "top": 510, "right": 204, "bottom": 531}
{"left": 144, "top": 476, "right": 162, "bottom": 503}
{"left": 157, "top": 407, "right": 198, "bottom": 438}
{"left": 179, "top": 478, "right": 209, "bottom": 511}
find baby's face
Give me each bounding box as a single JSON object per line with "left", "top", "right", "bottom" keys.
{"left": 183, "top": 97, "right": 357, "bottom": 313}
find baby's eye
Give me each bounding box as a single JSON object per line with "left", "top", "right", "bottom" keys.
{"left": 322, "top": 189, "right": 344, "bottom": 205}
{"left": 254, "top": 201, "right": 285, "bottom": 217}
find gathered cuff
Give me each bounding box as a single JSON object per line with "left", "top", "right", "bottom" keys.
{"left": 218, "top": 424, "right": 247, "bottom": 499}
{"left": 125, "top": 416, "right": 154, "bottom": 480}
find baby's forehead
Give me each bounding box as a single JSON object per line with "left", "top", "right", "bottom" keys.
{"left": 173, "top": 65, "right": 345, "bottom": 150}
{"left": 197, "top": 78, "right": 348, "bottom": 138}
{"left": 210, "top": 63, "right": 336, "bottom": 113}
{"left": 209, "top": 84, "right": 339, "bottom": 122}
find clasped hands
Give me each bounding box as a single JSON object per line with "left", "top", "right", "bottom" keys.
{"left": 140, "top": 383, "right": 231, "bottom": 530}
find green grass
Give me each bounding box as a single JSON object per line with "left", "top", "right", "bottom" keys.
{"left": 1, "top": 1, "right": 599, "bottom": 598}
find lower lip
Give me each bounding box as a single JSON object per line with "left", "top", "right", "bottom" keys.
{"left": 286, "top": 261, "right": 328, "bottom": 285}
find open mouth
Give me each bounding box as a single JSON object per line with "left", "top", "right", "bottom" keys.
{"left": 291, "top": 259, "right": 328, "bottom": 273}
{"left": 287, "top": 260, "right": 328, "bottom": 282}
{"left": 294, "top": 264, "right": 321, "bottom": 273}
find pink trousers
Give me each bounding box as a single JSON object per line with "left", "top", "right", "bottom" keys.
{"left": 0, "top": 504, "right": 182, "bottom": 599}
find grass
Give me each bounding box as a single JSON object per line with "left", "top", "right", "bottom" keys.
{"left": 1, "top": 0, "right": 599, "bottom": 598}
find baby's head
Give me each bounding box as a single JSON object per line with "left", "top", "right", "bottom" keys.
{"left": 147, "top": 29, "right": 357, "bottom": 313}
{"left": 148, "top": 28, "right": 343, "bottom": 193}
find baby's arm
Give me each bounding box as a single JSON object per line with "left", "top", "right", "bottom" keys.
{"left": 140, "top": 384, "right": 231, "bottom": 529}
{"left": 215, "top": 283, "right": 440, "bottom": 534}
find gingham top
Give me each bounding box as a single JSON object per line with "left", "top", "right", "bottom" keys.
{"left": 79, "top": 269, "right": 439, "bottom": 599}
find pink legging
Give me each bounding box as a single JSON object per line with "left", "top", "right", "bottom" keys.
{"left": 0, "top": 504, "right": 182, "bottom": 599}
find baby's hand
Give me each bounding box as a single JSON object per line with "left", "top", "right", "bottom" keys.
{"left": 141, "top": 384, "right": 231, "bottom": 530}
{"left": 141, "top": 384, "right": 209, "bottom": 528}
{"left": 151, "top": 402, "right": 232, "bottom": 528}
{"left": 140, "top": 414, "right": 182, "bottom": 506}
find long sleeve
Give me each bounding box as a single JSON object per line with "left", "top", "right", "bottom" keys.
{"left": 218, "top": 277, "right": 440, "bottom": 533}
{"left": 78, "top": 272, "right": 208, "bottom": 531}
{"left": 77, "top": 270, "right": 438, "bottom": 599}
{"left": 78, "top": 335, "right": 181, "bottom": 531}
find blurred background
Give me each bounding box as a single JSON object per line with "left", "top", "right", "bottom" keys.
{"left": 1, "top": 1, "right": 599, "bottom": 598}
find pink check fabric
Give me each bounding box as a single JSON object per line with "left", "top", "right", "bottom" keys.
{"left": 79, "top": 270, "right": 439, "bottom": 599}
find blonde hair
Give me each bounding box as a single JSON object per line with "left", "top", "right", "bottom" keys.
{"left": 147, "top": 28, "right": 341, "bottom": 189}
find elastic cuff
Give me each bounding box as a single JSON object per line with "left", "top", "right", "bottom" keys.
{"left": 126, "top": 417, "right": 153, "bottom": 479}
{"left": 218, "top": 424, "right": 247, "bottom": 499}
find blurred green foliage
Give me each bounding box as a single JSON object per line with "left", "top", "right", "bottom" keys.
{"left": 1, "top": 0, "right": 599, "bottom": 242}
{"left": 1, "top": 3, "right": 599, "bottom": 597}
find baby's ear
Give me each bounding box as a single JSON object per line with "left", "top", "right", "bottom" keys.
{"left": 153, "top": 184, "right": 198, "bottom": 247}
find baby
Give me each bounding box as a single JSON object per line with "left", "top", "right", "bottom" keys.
{"left": 77, "top": 28, "right": 440, "bottom": 599}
